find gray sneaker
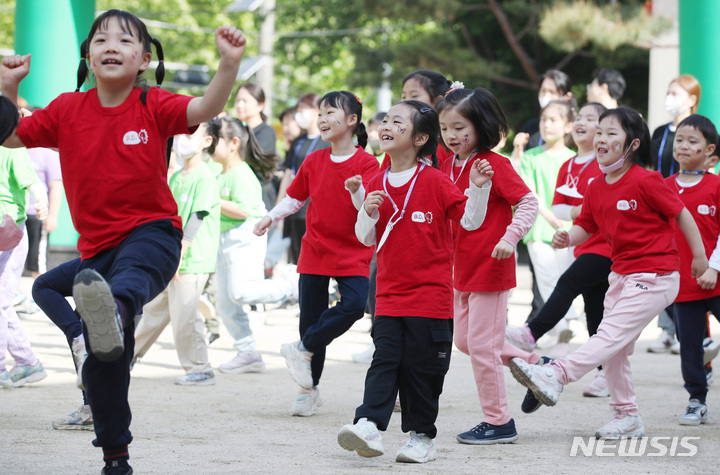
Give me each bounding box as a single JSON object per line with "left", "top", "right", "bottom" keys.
{"left": 595, "top": 411, "right": 645, "bottom": 439}
{"left": 73, "top": 269, "right": 124, "bottom": 362}
{"left": 679, "top": 399, "right": 708, "bottom": 426}
{"left": 218, "top": 351, "right": 266, "bottom": 373}
{"left": 280, "top": 341, "right": 313, "bottom": 389}
{"left": 52, "top": 405, "right": 94, "bottom": 431}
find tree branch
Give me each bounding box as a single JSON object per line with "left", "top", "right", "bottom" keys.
{"left": 460, "top": 22, "right": 484, "bottom": 59}
{"left": 553, "top": 49, "right": 592, "bottom": 71}
{"left": 486, "top": 0, "right": 539, "bottom": 85}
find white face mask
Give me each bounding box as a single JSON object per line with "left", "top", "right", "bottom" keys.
{"left": 173, "top": 135, "right": 201, "bottom": 162}
{"left": 598, "top": 144, "right": 633, "bottom": 174}
{"left": 538, "top": 94, "right": 553, "bottom": 109}
{"left": 294, "top": 110, "right": 313, "bottom": 130}
{"left": 664, "top": 94, "right": 689, "bottom": 117}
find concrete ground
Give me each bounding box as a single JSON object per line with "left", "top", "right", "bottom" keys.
{"left": 2, "top": 264, "right": 719, "bottom": 474}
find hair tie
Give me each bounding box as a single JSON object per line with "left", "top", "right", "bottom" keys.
{"left": 354, "top": 94, "right": 363, "bottom": 105}
{"left": 445, "top": 81, "right": 465, "bottom": 96}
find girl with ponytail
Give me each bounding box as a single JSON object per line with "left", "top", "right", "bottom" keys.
{"left": 254, "top": 91, "right": 379, "bottom": 417}
{"left": 1, "top": 9, "right": 247, "bottom": 473}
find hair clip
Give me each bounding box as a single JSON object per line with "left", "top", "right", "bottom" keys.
{"left": 419, "top": 107, "right": 432, "bottom": 114}
{"left": 354, "top": 94, "right": 363, "bottom": 105}
{"left": 449, "top": 81, "right": 465, "bottom": 90}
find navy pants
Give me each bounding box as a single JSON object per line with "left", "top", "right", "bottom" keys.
{"left": 298, "top": 274, "right": 368, "bottom": 387}
{"left": 33, "top": 219, "right": 181, "bottom": 450}
{"left": 528, "top": 253, "right": 611, "bottom": 341}
{"left": 355, "top": 316, "right": 453, "bottom": 439}
{"left": 674, "top": 296, "right": 720, "bottom": 403}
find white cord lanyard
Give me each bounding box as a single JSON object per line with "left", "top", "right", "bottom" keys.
{"left": 377, "top": 164, "right": 425, "bottom": 251}
{"left": 450, "top": 151, "right": 477, "bottom": 184}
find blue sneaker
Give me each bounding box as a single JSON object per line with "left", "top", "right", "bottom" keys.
{"left": 0, "top": 370, "right": 13, "bottom": 389}
{"left": 8, "top": 361, "right": 47, "bottom": 387}
{"left": 73, "top": 269, "right": 124, "bottom": 362}
{"left": 521, "top": 356, "right": 553, "bottom": 413}
{"left": 457, "top": 419, "right": 519, "bottom": 445}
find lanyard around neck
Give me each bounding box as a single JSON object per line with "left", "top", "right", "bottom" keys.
{"left": 377, "top": 164, "right": 425, "bottom": 251}
{"left": 450, "top": 151, "right": 478, "bottom": 184}
{"left": 658, "top": 124, "right": 674, "bottom": 176}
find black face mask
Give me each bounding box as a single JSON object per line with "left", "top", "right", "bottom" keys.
{"left": 0, "top": 96, "right": 19, "bottom": 145}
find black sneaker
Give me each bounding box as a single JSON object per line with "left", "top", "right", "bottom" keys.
{"left": 456, "top": 419, "right": 519, "bottom": 445}
{"left": 101, "top": 460, "right": 133, "bottom": 474}
{"left": 521, "top": 356, "right": 554, "bottom": 414}
{"left": 73, "top": 269, "right": 124, "bottom": 362}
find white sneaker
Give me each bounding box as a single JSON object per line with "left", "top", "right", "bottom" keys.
{"left": 290, "top": 387, "right": 322, "bottom": 416}
{"left": 395, "top": 431, "right": 436, "bottom": 463}
{"left": 595, "top": 411, "right": 645, "bottom": 439}
{"left": 703, "top": 338, "right": 720, "bottom": 365}
{"left": 71, "top": 335, "right": 87, "bottom": 390}
{"left": 582, "top": 369, "right": 610, "bottom": 397}
{"left": 52, "top": 405, "right": 94, "bottom": 431}
{"left": 509, "top": 358, "right": 563, "bottom": 406}
{"left": 175, "top": 371, "right": 216, "bottom": 386}
{"left": 647, "top": 330, "right": 676, "bottom": 353}
{"left": 670, "top": 340, "right": 681, "bottom": 355}
{"left": 679, "top": 399, "right": 708, "bottom": 426}
{"left": 218, "top": 351, "right": 266, "bottom": 373}
{"left": 281, "top": 341, "right": 313, "bottom": 389}
{"left": 707, "top": 367, "right": 714, "bottom": 386}
{"left": 352, "top": 342, "right": 375, "bottom": 364}
{"left": 505, "top": 325, "right": 536, "bottom": 351}
{"left": 338, "top": 418, "right": 384, "bottom": 457}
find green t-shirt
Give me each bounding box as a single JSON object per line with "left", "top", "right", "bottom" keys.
{"left": 170, "top": 162, "right": 221, "bottom": 274}
{"left": 216, "top": 161, "right": 266, "bottom": 233}
{"left": 519, "top": 145, "right": 575, "bottom": 243}
{"left": 0, "top": 147, "right": 40, "bottom": 226}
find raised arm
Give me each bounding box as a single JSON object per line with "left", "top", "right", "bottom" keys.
{"left": 186, "top": 27, "right": 246, "bottom": 127}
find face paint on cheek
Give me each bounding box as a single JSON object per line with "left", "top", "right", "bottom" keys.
{"left": 92, "top": 61, "right": 97, "bottom": 68}
{"left": 397, "top": 126, "right": 406, "bottom": 134}
{"left": 611, "top": 142, "right": 622, "bottom": 153}
{"left": 132, "top": 52, "right": 137, "bottom": 60}
{"left": 464, "top": 134, "right": 469, "bottom": 144}
{"left": 334, "top": 119, "right": 341, "bottom": 125}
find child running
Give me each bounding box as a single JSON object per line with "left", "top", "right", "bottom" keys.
{"left": 505, "top": 103, "right": 613, "bottom": 401}
{"left": 436, "top": 87, "right": 539, "bottom": 444}
{"left": 510, "top": 107, "right": 707, "bottom": 439}
{"left": 666, "top": 114, "right": 720, "bottom": 425}
{"left": 133, "top": 123, "right": 220, "bottom": 385}
{"left": 254, "top": 91, "right": 379, "bottom": 416}
{"left": 0, "top": 100, "right": 48, "bottom": 389}
{"left": 210, "top": 116, "right": 292, "bottom": 374}
{"left": 1, "top": 10, "right": 246, "bottom": 473}
{"left": 337, "top": 100, "right": 493, "bottom": 463}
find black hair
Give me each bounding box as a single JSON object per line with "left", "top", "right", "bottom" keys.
{"left": 208, "top": 116, "right": 278, "bottom": 180}
{"left": 0, "top": 96, "right": 19, "bottom": 145}
{"left": 369, "top": 112, "right": 386, "bottom": 126}
{"left": 297, "top": 93, "right": 321, "bottom": 109}
{"left": 75, "top": 9, "right": 165, "bottom": 105}
{"left": 236, "top": 82, "right": 268, "bottom": 122}
{"left": 581, "top": 102, "right": 608, "bottom": 118}
{"left": 279, "top": 106, "right": 297, "bottom": 122}
{"left": 677, "top": 114, "right": 719, "bottom": 148}
{"left": 436, "top": 87, "right": 509, "bottom": 152}
{"left": 592, "top": 68, "right": 626, "bottom": 100}
{"left": 397, "top": 100, "right": 440, "bottom": 168}
{"left": 402, "top": 70, "right": 452, "bottom": 105}
{"left": 319, "top": 91, "right": 368, "bottom": 148}
{"left": 541, "top": 69, "right": 572, "bottom": 96}
{"left": 598, "top": 107, "right": 651, "bottom": 167}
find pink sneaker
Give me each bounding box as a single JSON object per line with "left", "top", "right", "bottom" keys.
{"left": 505, "top": 325, "right": 536, "bottom": 351}
{"left": 583, "top": 369, "right": 609, "bottom": 397}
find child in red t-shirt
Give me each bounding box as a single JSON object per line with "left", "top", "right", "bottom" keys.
{"left": 435, "top": 86, "right": 539, "bottom": 445}
{"left": 337, "top": 100, "right": 493, "bottom": 463}
{"left": 510, "top": 107, "right": 707, "bottom": 440}
{"left": 666, "top": 114, "right": 720, "bottom": 425}
{"left": 2, "top": 10, "right": 246, "bottom": 473}
{"left": 254, "top": 91, "right": 379, "bottom": 416}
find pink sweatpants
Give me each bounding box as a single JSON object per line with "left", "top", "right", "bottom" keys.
{"left": 553, "top": 271, "right": 679, "bottom": 415}
{"left": 0, "top": 228, "right": 38, "bottom": 371}
{"left": 454, "top": 290, "right": 540, "bottom": 425}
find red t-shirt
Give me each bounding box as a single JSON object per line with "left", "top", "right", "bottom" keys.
{"left": 665, "top": 173, "right": 720, "bottom": 302}
{"left": 367, "top": 165, "right": 468, "bottom": 319}
{"left": 552, "top": 156, "right": 611, "bottom": 259}
{"left": 17, "top": 87, "right": 191, "bottom": 258}
{"left": 286, "top": 146, "right": 379, "bottom": 276}
{"left": 574, "top": 164, "right": 684, "bottom": 275}
{"left": 440, "top": 151, "right": 530, "bottom": 292}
